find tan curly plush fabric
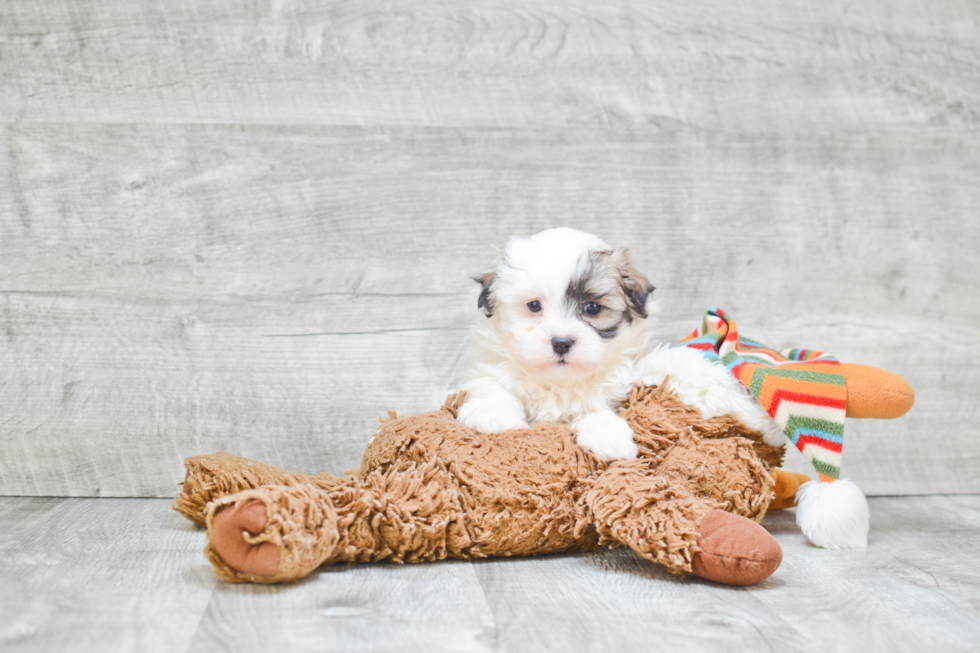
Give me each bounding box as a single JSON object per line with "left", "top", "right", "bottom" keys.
{"left": 180, "top": 385, "right": 779, "bottom": 584}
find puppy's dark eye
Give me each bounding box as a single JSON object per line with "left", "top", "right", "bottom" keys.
{"left": 583, "top": 302, "right": 601, "bottom": 316}
{"left": 527, "top": 300, "right": 542, "bottom": 313}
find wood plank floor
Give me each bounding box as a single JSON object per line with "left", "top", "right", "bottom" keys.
{"left": 1, "top": 495, "right": 978, "bottom": 653}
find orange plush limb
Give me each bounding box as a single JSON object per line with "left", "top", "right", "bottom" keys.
{"left": 842, "top": 363, "right": 915, "bottom": 419}
{"left": 768, "top": 470, "right": 812, "bottom": 510}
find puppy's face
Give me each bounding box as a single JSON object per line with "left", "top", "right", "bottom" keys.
{"left": 476, "top": 228, "right": 654, "bottom": 381}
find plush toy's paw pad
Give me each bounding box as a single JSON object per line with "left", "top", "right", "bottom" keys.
{"left": 573, "top": 412, "right": 638, "bottom": 462}
{"left": 211, "top": 499, "right": 280, "bottom": 578}
{"left": 691, "top": 510, "right": 782, "bottom": 586}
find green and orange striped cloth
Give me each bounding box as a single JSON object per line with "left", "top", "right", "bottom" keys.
{"left": 675, "top": 308, "right": 846, "bottom": 481}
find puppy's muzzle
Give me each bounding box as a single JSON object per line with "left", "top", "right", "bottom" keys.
{"left": 551, "top": 337, "right": 575, "bottom": 356}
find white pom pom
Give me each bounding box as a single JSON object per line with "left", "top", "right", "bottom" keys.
{"left": 795, "top": 478, "right": 869, "bottom": 549}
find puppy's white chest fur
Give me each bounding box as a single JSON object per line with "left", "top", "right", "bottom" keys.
{"left": 516, "top": 374, "right": 631, "bottom": 424}
{"left": 476, "top": 352, "right": 640, "bottom": 425}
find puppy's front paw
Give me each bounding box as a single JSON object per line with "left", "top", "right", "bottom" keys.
{"left": 457, "top": 400, "right": 529, "bottom": 433}
{"left": 573, "top": 412, "right": 638, "bottom": 462}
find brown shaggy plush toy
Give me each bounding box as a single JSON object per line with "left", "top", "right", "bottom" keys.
{"left": 175, "top": 331, "right": 914, "bottom": 587}
{"left": 176, "top": 383, "right": 801, "bottom": 586}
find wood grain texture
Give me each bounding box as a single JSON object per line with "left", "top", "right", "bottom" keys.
{"left": 1, "top": 496, "right": 978, "bottom": 652}
{"left": 187, "top": 561, "right": 496, "bottom": 653}
{"left": 0, "top": 498, "right": 216, "bottom": 653}
{"left": 754, "top": 494, "right": 980, "bottom": 652}
{"left": 2, "top": 124, "right": 977, "bottom": 496}
{"left": 474, "top": 495, "right": 980, "bottom": 653}
{"left": 0, "top": 293, "right": 471, "bottom": 496}
{"left": 3, "top": 123, "right": 979, "bottom": 313}
{"left": 2, "top": 0, "right": 978, "bottom": 131}
{"left": 1, "top": 0, "right": 979, "bottom": 496}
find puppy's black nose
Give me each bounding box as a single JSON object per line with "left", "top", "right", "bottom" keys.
{"left": 552, "top": 337, "right": 575, "bottom": 356}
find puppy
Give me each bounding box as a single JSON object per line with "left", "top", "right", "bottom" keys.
{"left": 456, "top": 228, "right": 653, "bottom": 461}
{"left": 456, "top": 228, "right": 782, "bottom": 462}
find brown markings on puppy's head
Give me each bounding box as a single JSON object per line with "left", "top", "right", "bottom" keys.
{"left": 611, "top": 248, "right": 655, "bottom": 320}
{"left": 565, "top": 247, "right": 654, "bottom": 340}
{"left": 474, "top": 272, "right": 496, "bottom": 317}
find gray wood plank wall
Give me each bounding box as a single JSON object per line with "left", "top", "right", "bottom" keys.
{"left": 1, "top": 0, "right": 978, "bottom": 497}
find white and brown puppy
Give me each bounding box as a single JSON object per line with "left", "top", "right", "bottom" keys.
{"left": 457, "top": 228, "right": 652, "bottom": 461}
{"left": 457, "top": 228, "right": 782, "bottom": 462}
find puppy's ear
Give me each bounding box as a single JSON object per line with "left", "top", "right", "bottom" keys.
{"left": 612, "top": 248, "right": 655, "bottom": 319}
{"left": 474, "top": 272, "right": 496, "bottom": 317}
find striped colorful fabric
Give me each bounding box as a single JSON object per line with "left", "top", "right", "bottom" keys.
{"left": 675, "top": 308, "right": 847, "bottom": 482}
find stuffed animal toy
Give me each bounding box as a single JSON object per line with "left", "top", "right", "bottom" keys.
{"left": 174, "top": 356, "right": 912, "bottom": 587}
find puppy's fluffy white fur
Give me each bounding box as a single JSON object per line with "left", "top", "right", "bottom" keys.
{"left": 457, "top": 228, "right": 781, "bottom": 462}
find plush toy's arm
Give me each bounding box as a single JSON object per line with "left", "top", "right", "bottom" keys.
{"left": 842, "top": 363, "right": 915, "bottom": 419}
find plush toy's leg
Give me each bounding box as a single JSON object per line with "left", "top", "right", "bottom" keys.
{"left": 580, "top": 462, "right": 781, "bottom": 586}
{"left": 842, "top": 363, "right": 914, "bottom": 419}
{"left": 654, "top": 433, "right": 777, "bottom": 521}
{"left": 768, "top": 470, "right": 812, "bottom": 510}
{"left": 205, "top": 460, "right": 478, "bottom": 583}
{"left": 173, "top": 452, "right": 342, "bottom": 525}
